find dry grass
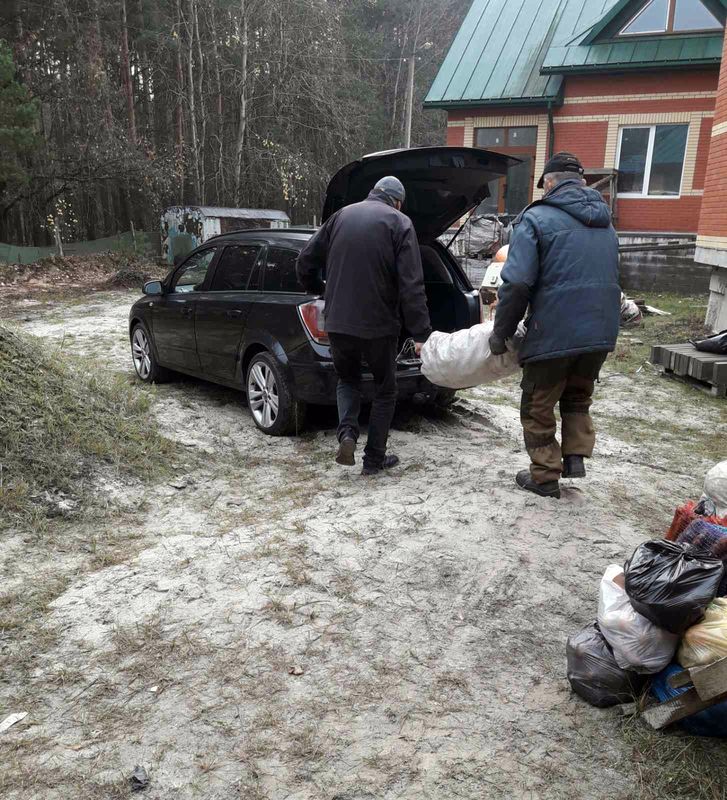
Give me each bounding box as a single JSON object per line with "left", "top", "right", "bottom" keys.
{"left": 0, "top": 757, "right": 131, "bottom": 800}
{"left": 607, "top": 294, "right": 710, "bottom": 375}
{"left": 262, "top": 594, "right": 294, "bottom": 627}
{"left": 621, "top": 718, "right": 727, "bottom": 800}
{"left": 0, "top": 325, "right": 176, "bottom": 529}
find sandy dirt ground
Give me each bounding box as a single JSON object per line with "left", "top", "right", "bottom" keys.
{"left": 2, "top": 291, "right": 726, "bottom": 799}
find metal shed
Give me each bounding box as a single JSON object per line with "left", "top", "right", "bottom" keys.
{"left": 161, "top": 206, "right": 291, "bottom": 265}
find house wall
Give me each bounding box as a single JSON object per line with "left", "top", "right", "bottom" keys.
{"left": 447, "top": 106, "right": 552, "bottom": 202}
{"left": 447, "top": 69, "right": 719, "bottom": 235}
{"left": 556, "top": 69, "right": 717, "bottom": 233}
{"left": 695, "top": 35, "right": 727, "bottom": 330}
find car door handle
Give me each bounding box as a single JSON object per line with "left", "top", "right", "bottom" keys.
{"left": 226, "top": 310, "right": 244, "bottom": 318}
{"left": 181, "top": 305, "right": 194, "bottom": 317}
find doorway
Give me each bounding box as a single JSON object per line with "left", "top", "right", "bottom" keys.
{"left": 474, "top": 125, "right": 537, "bottom": 215}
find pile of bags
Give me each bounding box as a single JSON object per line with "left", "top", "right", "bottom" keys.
{"left": 567, "top": 460, "right": 727, "bottom": 735}
{"left": 464, "top": 215, "right": 508, "bottom": 259}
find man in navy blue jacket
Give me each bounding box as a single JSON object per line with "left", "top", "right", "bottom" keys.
{"left": 491, "top": 152, "right": 620, "bottom": 499}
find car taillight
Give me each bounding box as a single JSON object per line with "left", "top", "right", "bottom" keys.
{"left": 298, "top": 300, "right": 329, "bottom": 345}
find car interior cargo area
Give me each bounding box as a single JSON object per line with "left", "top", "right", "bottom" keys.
{"left": 418, "top": 244, "right": 473, "bottom": 334}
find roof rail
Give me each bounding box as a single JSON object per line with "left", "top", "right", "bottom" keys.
{"left": 205, "top": 226, "right": 317, "bottom": 242}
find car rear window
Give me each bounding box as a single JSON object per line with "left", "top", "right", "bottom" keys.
{"left": 263, "top": 247, "right": 302, "bottom": 293}
{"left": 211, "top": 244, "right": 262, "bottom": 291}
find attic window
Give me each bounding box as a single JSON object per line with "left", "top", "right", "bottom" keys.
{"left": 620, "top": 0, "right": 722, "bottom": 35}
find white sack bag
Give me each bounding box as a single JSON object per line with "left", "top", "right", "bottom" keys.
{"left": 703, "top": 460, "right": 727, "bottom": 517}
{"left": 597, "top": 565, "right": 678, "bottom": 674}
{"left": 420, "top": 320, "right": 524, "bottom": 390}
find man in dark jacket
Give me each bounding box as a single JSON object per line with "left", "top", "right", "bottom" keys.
{"left": 296, "top": 176, "right": 432, "bottom": 475}
{"left": 491, "top": 152, "right": 620, "bottom": 499}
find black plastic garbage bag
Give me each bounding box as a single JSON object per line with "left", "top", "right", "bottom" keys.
{"left": 624, "top": 540, "right": 724, "bottom": 635}
{"left": 693, "top": 330, "right": 727, "bottom": 355}
{"left": 566, "top": 622, "right": 645, "bottom": 708}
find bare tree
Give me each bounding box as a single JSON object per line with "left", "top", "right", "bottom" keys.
{"left": 120, "top": 0, "right": 137, "bottom": 143}
{"left": 0, "top": 0, "right": 470, "bottom": 244}
{"left": 233, "top": 0, "right": 250, "bottom": 205}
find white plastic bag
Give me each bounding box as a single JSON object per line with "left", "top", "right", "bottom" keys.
{"left": 420, "top": 320, "right": 524, "bottom": 390}
{"left": 679, "top": 598, "right": 727, "bottom": 669}
{"left": 703, "top": 461, "right": 727, "bottom": 517}
{"left": 597, "top": 565, "right": 678, "bottom": 675}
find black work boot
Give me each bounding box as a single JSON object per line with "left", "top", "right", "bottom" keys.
{"left": 336, "top": 436, "right": 357, "bottom": 466}
{"left": 361, "top": 454, "right": 400, "bottom": 476}
{"left": 516, "top": 469, "right": 561, "bottom": 499}
{"left": 562, "top": 455, "right": 586, "bottom": 479}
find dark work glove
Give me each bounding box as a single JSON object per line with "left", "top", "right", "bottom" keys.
{"left": 489, "top": 333, "right": 507, "bottom": 356}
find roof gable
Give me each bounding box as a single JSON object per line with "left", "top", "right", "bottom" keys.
{"left": 542, "top": 0, "right": 725, "bottom": 73}
{"left": 581, "top": 0, "right": 725, "bottom": 43}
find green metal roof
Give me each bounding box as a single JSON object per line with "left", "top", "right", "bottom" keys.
{"left": 426, "top": 0, "right": 725, "bottom": 109}
{"left": 424, "top": 0, "right": 566, "bottom": 109}
{"left": 542, "top": 33, "right": 723, "bottom": 72}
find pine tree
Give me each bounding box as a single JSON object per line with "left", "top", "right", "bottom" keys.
{"left": 0, "top": 40, "right": 39, "bottom": 216}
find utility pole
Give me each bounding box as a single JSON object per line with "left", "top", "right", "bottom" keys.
{"left": 404, "top": 55, "right": 415, "bottom": 149}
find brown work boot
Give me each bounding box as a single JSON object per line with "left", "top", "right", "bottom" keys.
{"left": 516, "top": 470, "right": 561, "bottom": 499}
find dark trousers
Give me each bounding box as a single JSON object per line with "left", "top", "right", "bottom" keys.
{"left": 520, "top": 352, "right": 608, "bottom": 484}
{"left": 328, "top": 333, "right": 398, "bottom": 469}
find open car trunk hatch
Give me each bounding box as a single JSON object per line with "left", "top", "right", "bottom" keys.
{"left": 322, "top": 147, "right": 519, "bottom": 242}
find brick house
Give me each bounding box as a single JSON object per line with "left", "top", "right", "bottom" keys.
{"left": 425, "top": 0, "right": 727, "bottom": 293}
{"left": 696, "top": 19, "right": 727, "bottom": 329}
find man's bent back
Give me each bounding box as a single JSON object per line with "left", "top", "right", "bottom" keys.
{"left": 296, "top": 176, "right": 431, "bottom": 475}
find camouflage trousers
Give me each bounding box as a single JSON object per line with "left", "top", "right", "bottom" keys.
{"left": 520, "top": 352, "right": 608, "bottom": 484}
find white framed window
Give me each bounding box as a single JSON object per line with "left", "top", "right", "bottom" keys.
{"left": 616, "top": 124, "right": 689, "bottom": 198}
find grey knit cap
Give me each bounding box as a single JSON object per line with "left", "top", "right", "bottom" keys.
{"left": 372, "top": 176, "right": 406, "bottom": 204}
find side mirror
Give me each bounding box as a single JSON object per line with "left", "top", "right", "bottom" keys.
{"left": 143, "top": 280, "right": 163, "bottom": 296}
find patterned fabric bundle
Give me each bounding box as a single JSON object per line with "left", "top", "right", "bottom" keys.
{"left": 666, "top": 501, "right": 727, "bottom": 542}
{"left": 678, "top": 520, "right": 727, "bottom": 595}
{"left": 678, "top": 519, "right": 727, "bottom": 553}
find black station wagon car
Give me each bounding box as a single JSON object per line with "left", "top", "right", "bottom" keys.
{"left": 128, "top": 147, "right": 514, "bottom": 435}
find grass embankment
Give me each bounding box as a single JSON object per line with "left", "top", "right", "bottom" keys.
{"left": 0, "top": 324, "right": 174, "bottom": 530}
{"left": 603, "top": 294, "right": 727, "bottom": 466}
{"left": 610, "top": 294, "right": 711, "bottom": 374}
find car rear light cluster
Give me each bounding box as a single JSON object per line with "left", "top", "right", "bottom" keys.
{"left": 298, "top": 300, "right": 329, "bottom": 345}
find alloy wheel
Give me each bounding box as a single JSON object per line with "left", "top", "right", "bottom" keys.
{"left": 248, "top": 361, "right": 279, "bottom": 430}
{"left": 132, "top": 327, "right": 152, "bottom": 380}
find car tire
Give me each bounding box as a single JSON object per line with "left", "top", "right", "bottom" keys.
{"left": 131, "top": 323, "right": 171, "bottom": 384}
{"left": 246, "top": 352, "right": 306, "bottom": 436}
{"left": 432, "top": 388, "right": 457, "bottom": 409}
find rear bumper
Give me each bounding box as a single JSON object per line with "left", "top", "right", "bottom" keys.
{"left": 289, "top": 359, "right": 439, "bottom": 405}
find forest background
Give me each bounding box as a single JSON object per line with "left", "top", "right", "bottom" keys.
{"left": 0, "top": 0, "right": 469, "bottom": 246}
